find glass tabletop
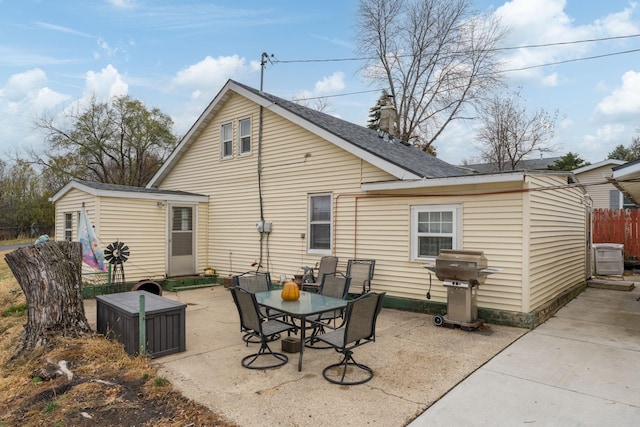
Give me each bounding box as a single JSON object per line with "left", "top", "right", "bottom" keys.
{"left": 255, "top": 290, "right": 347, "bottom": 317}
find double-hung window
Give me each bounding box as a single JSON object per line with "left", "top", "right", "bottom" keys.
{"left": 238, "top": 117, "right": 251, "bottom": 155}
{"left": 221, "top": 122, "right": 233, "bottom": 159}
{"left": 411, "top": 204, "right": 461, "bottom": 260}
{"left": 64, "top": 213, "right": 73, "bottom": 241}
{"left": 308, "top": 193, "right": 331, "bottom": 252}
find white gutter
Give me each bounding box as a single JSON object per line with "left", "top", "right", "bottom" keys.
{"left": 612, "top": 161, "right": 640, "bottom": 181}
{"left": 50, "top": 181, "right": 208, "bottom": 203}
{"left": 361, "top": 171, "right": 528, "bottom": 191}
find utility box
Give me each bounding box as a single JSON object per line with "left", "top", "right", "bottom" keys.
{"left": 593, "top": 243, "right": 624, "bottom": 276}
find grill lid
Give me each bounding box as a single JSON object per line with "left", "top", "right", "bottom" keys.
{"left": 424, "top": 249, "right": 500, "bottom": 284}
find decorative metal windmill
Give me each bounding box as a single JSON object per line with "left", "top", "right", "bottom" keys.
{"left": 104, "top": 240, "right": 130, "bottom": 293}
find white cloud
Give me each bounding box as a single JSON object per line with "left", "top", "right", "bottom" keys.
{"left": 295, "top": 72, "right": 346, "bottom": 100}
{"left": 0, "top": 69, "right": 70, "bottom": 153}
{"left": 83, "top": 64, "right": 129, "bottom": 102}
{"left": 540, "top": 72, "right": 559, "bottom": 87}
{"left": 492, "top": 0, "right": 638, "bottom": 85}
{"left": 582, "top": 123, "right": 629, "bottom": 159}
{"left": 171, "top": 55, "right": 252, "bottom": 95}
{"left": 106, "top": 0, "right": 137, "bottom": 10}
{"left": 33, "top": 87, "right": 72, "bottom": 111}
{"left": 594, "top": 3, "right": 639, "bottom": 35}
{"left": 584, "top": 123, "right": 627, "bottom": 143}
{"left": 94, "top": 37, "right": 119, "bottom": 59}
{"left": 34, "top": 21, "right": 93, "bottom": 38}
{"left": 596, "top": 70, "right": 640, "bottom": 116}
{"left": 168, "top": 55, "right": 259, "bottom": 134}
{"left": 1, "top": 68, "right": 48, "bottom": 101}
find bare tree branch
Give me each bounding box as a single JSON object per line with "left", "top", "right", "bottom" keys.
{"left": 357, "top": 0, "right": 506, "bottom": 152}
{"left": 475, "top": 88, "right": 561, "bottom": 170}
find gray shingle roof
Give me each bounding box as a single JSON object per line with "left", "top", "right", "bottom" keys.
{"left": 233, "top": 81, "right": 470, "bottom": 179}
{"left": 461, "top": 157, "right": 562, "bottom": 174}
{"left": 74, "top": 180, "right": 205, "bottom": 197}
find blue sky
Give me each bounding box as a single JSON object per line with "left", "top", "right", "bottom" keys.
{"left": 1, "top": 0, "right": 639, "bottom": 167}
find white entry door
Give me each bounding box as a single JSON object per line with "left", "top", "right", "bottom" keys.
{"left": 168, "top": 205, "right": 195, "bottom": 277}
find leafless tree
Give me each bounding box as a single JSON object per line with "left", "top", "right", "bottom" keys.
{"left": 293, "top": 96, "right": 332, "bottom": 114}
{"left": 357, "top": 0, "right": 506, "bottom": 152}
{"left": 475, "top": 89, "right": 559, "bottom": 171}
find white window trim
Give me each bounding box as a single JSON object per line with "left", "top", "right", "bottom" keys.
{"left": 410, "top": 204, "right": 462, "bottom": 261}
{"left": 64, "top": 212, "right": 73, "bottom": 241}
{"left": 220, "top": 121, "right": 233, "bottom": 159}
{"left": 308, "top": 193, "right": 332, "bottom": 254}
{"left": 238, "top": 116, "right": 252, "bottom": 156}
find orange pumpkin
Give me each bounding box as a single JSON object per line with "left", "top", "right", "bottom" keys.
{"left": 281, "top": 281, "right": 300, "bottom": 301}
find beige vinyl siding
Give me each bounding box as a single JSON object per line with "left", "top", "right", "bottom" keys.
{"left": 153, "top": 89, "right": 589, "bottom": 317}
{"left": 156, "top": 91, "right": 536, "bottom": 311}
{"left": 54, "top": 188, "right": 98, "bottom": 241}
{"left": 96, "top": 197, "right": 167, "bottom": 281}
{"left": 158, "top": 93, "right": 379, "bottom": 280}
{"left": 526, "top": 174, "right": 586, "bottom": 311}
{"left": 461, "top": 193, "right": 524, "bottom": 312}
{"left": 55, "top": 189, "right": 194, "bottom": 283}
{"left": 333, "top": 183, "right": 526, "bottom": 312}
{"left": 576, "top": 166, "right": 620, "bottom": 209}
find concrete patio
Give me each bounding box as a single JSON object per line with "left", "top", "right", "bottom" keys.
{"left": 84, "top": 285, "right": 525, "bottom": 426}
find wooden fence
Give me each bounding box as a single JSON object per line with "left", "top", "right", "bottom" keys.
{"left": 592, "top": 209, "right": 640, "bottom": 260}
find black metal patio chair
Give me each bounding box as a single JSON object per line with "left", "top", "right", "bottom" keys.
{"left": 229, "top": 286, "right": 297, "bottom": 370}
{"left": 346, "top": 259, "right": 375, "bottom": 294}
{"left": 305, "top": 272, "right": 351, "bottom": 349}
{"left": 232, "top": 271, "right": 284, "bottom": 343}
{"left": 311, "top": 291, "right": 385, "bottom": 385}
{"left": 301, "top": 256, "right": 339, "bottom": 292}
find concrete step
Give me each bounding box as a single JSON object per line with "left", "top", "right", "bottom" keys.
{"left": 587, "top": 278, "right": 635, "bottom": 291}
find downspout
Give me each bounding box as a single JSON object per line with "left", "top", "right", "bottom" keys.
{"left": 257, "top": 52, "right": 271, "bottom": 270}
{"left": 257, "top": 105, "right": 265, "bottom": 269}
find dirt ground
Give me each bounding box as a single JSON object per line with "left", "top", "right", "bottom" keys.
{"left": 0, "top": 248, "right": 236, "bottom": 427}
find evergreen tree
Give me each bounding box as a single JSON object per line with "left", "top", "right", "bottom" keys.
{"left": 608, "top": 144, "right": 631, "bottom": 161}
{"left": 548, "top": 152, "right": 589, "bottom": 171}
{"left": 367, "top": 90, "right": 389, "bottom": 130}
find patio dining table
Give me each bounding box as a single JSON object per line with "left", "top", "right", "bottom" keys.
{"left": 255, "top": 290, "right": 348, "bottom": 371}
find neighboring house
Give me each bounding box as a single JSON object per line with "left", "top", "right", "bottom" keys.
{"left": 460, "top": 157, "right": 561, "bottom": 174}
{"left": 573, "top": 159, "right": 632, "bottom": 209}
{"left": 53, "top": 79, "right": 591, "bottom": 328}
{"left": 612, "top": 159, "right": 640, "bottom": 206}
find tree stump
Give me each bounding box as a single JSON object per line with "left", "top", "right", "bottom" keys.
{"left": 5, "top": 241, "right": 92, "bottom": 358}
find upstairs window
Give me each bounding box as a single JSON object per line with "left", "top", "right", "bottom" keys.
{"left": 308, "top": 193, "right": 331, "bottom": 252}
{"left": 238, "top": 117, "right": 251, "bottom": 155}
{"left": 221, "top": 122, "right": 233, "bottom": 159}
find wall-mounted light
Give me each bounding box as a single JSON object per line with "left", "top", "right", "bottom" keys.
{"left": 157, "top": 201, "right": 166, "bottom": 208}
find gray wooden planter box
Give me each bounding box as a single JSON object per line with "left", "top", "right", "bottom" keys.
{"left": 96, "top": 290, "right": 186, "bottom": 358}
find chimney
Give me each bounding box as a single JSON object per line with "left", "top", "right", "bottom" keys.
{"left": 378, "top": 93, "right": 396, "bottom": 136}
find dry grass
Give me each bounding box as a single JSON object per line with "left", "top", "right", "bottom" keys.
{"left": 0, "top": 248, "right": 236, "bottom": 427}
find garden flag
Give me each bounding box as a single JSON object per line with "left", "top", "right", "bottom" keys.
{"left": 78, "top": 208, "right": 106, "bottom": 271}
